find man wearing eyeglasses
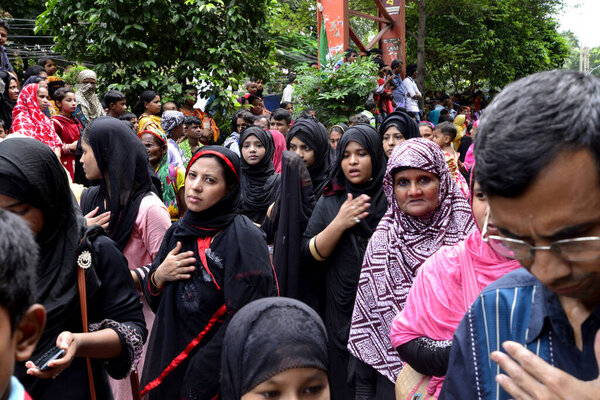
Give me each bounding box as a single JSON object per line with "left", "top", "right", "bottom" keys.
{"left": 440, "top": 71, "right": 600, "bottom": 399}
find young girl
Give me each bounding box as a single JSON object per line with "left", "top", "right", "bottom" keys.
{"left": 431, "top": 121, "right": 470, "bottom": 198}
{"left": 52, "top": 87, "right": 82, "bottom": 179}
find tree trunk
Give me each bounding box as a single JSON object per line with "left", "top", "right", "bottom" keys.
{"left": 416, "top": 0, "right": 426, "bottom": 107}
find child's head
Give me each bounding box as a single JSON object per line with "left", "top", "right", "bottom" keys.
{"left": 119, "top": 112, "right": 138, "bottom": 132}
{"left": 162, "top": 101, "right": 178, "bottom": 112}
{"left": 38, "top": 57, "right": 57, "bottom": 76}
{"left": 0, "top": 210, "right": 45, "bottom": 399}
{"left": 0, "top": 120, "right": 6, "bottom": 139}
{"left": 53, "top": 87, "right": 77, "bottom": 115}
{"left": 431, "top": 121, "right": 457, "bottom": 148}
{"left": 184, "top": 116, "right": 203, "bottom": 143}
{"left": 364, "top": 99, "right": 376, "bottom": 113}
{"left": 104, "top": 90, "right": 127, "bottom": 117}
{"left": 348, "top": 113, "right": 370, "bottom": 127}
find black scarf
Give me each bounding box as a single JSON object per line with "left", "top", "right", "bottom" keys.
{"left": 286, "top": 116, "right": 335, "bottom": 200}
{"left": 220, "top": 297, "right": 328, "bottom": 400}
{"left": 0, "top": 71, "right": 16, "bottom": 131}
{"left": 174, "top": 146, "right": 241, "bottom": 240}
{"left": 238, "top": 126, "right": 279, "bottom": 223}
{"left": 379, "top": 110, "right": 421, "bottom": 143}
{"left": 0, "top": 137, "right": 101, "bottom": 355}
{"left": 329, "top": 124, "right": 388, "bottom": 236}
{"left": 79, "top": 117, "right": 157, "bottom": 250}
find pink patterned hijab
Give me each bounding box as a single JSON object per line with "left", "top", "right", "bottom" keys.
{"left": 347, "top": 138, "right": 475, "bottom": 383}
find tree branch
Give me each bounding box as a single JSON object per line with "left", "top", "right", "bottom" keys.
{"left": 406, "top": 29, "right": 418, "bottom": 40}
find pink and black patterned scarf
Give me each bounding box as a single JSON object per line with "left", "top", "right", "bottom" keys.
{"left": 347, "top": 138, "right": 475, "bottom": 382}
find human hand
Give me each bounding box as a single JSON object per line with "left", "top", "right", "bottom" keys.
{"left": 491, "top": 331, "right": 600, "bottom": 399}
{"left": 153, "top": 241, "right": 196, "bottom": 289}
{"left": 84, "top": 207, "right": 110, "bottom": 230}
{"left": 25, "top": 332, "right": 77, "bottom": 379}
{"left": 334, "top": 193, "right": 370, "bottom": 231}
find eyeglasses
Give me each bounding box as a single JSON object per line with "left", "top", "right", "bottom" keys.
{"left": 481, "top": 210, "right": 600, "bottom": 262}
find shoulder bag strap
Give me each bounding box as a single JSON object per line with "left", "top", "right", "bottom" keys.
{"left": 77, "top": 262, "right": 97, "bottom": 400}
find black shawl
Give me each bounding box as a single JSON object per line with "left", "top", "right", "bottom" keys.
{"left": 379, "top": 110, "right": 421, "bottom": 142}
{"left": 268, "top": 151, "right": 320, "bottom": 310}
{"left": 238, "top": 126, "right": 280, "bottom": 223}
{"left": 329, "top": 123, "right": 388, "bottom": 237}
{"left": 0, "top": 137, "right": 97, "bottom": 354}
{"left": 141, "top": 146, "right": 277, "bottom": 399}
{"left": 286, "top": 116, "right": 335, "bottom": 200}
{"left": 79, "top": 116, "right": 157, "bottom": 250}
{"left": 220, "top": 297, "right": 328, "bottom": 400}
{"left": 0, "top": 71, "right": 16, "bottom": 131}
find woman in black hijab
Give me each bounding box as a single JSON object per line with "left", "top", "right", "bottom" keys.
{"left": 221, "top": 297, "right": 329, "bottom": 400}
{"left": 140, "top": 146, "right": 277, "bottom": 400}
{"left": 379, "top": 110, "right": 420, "bottom": 158}
{"left": 0, "top": 71, "right": 17, "bottom": 131}
{"left": 0, "top": 137, "right": 146, "bottom": 399}
{"left": 238, "top": 126, "right": 280, "bottom": 224}
{"left": 286, "top": 116, "right": 335, "bottom": 200}
{"left": 301, "top": 124, "right": 388, "bottom": 400}
{"left": 263, "top": 151, "right": 321, "bottom": 312}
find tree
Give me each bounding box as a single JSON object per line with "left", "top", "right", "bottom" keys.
{"left": 36, "top": 0, "right": 277, "bottom": 128}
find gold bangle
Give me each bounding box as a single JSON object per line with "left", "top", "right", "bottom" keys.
{"left": 150, "top": 272, "right": 161, "bottom": 290}
{"left": 309, "top": 236, "right": 326, "bottom": 261}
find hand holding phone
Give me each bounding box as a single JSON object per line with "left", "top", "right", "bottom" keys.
{"left": 34, "top": 346, "right": 66, "bottom": 371}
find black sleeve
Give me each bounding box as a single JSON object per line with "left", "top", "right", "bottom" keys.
{"left": 301, "top": 196, "right": 335, "bottom": 262}
{"left": 396, "top": 337, "right": 452, "bottom": 377}
{"left": 90, "top": 236, "right": 148, "bottom": 379}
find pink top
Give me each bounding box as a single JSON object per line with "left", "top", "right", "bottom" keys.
{"left": 269, "top": 129, "right": 286, "bottom": 174}
{"left": 122, "top": 193, "right": 171, "bottom": 269}
{"left": 390, "top": 231, "right": 520, "bottom": 397}
{"left": 463, "top": 143, "right": 475, "bottom": 171}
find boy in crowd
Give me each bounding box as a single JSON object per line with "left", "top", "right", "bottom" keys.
{"left": 270, "top": 108, "right": 292, "bottom": 137}
{"left": 118, "top": 112, "right": 138, "bottom": 132}
{"left": 162, "top": 101, "right": 178, "bottom": 112}
{"left": 0, "top": 210, "right": 46, "bottom": 400}
{"left": 104, "top": 90, "right": 127, "bottom": 119}
{"left": 348, "top": 113, "right": 371, "bottom": 127}
{"left": 431, "top": 121, "right": 469, "bottom": 196}
{"left": 361, "top": 99, "right": 377, "bottom": 128}
{"left": 37, "top": 57, "right": 57, "bottom": 77}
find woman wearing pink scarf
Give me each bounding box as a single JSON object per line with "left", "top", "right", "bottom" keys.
{"left": 347, "top": 138, "right": 475, "bottom": 397}
{"left": 389, "top": 170, "right": 521, "bottom": 398}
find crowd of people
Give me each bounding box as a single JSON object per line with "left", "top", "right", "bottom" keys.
{"left": 1, "top": 17, "right": 600, "bottom": 400}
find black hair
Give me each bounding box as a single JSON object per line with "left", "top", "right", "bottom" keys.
{"left": 53, "top": 87, "right": 75, "bottom": 108}
{"left": 184, "top": 116, "right": 202, "bottom": 126}
{"left": 373, "top": 57, "right": 385, "bottom": 70}
{"left": 231, "top": 110, "right": 255, "bottom": 133}
{"left": 38, "top": 57, "right": 54, "bottom": 67}
{"left": 182, "top": 84, "right": 196, "bottom": 93}
{"left": 349, "top": 113, "right": 371, "bottom": 126}
{"left": 135, "top": 90, "right": 159, "bottom": 116}
{"left": 104, "top": 89, "right": 125, "bottom": 107}
{"left": 287, "top": 74, "right": 297, "bottom": 85}
{"left": 247, "top": 94, "right": 261, "bottom": 104}
{"left": 476, "top": 70, "right": 600, "bottom": 198}
{"left": 391, "top": 59, "right": 402, "bottom": 70}
{"left": 368, "top": 48, "right": 383, "bottom": 57}
{"left": 0, "top": 210, "right": 39, "bottom": 330}
{"left": 364, "top": 99, "right": 376, "bottom": 111}
{"left": 440, "top": 109, "right": 449, "bottom": 116}
{"left": 271, "top": 108, "right": 292, "bottom": 125}
{"left": 406, "top": 63, "right": 417, "bottom": 77}
{"left": 0, "top": 119, "right": 4, "bottom": 129}
{"left": 344, "top": 48, "right": 358, "bottom": 59}
{"left": 435, "top": 121, "right": 457, "bottom": 141}
{"left": 279, "top": 101, "right": 292, "bottom": 110}
{"left": 254, "top": 115, "right": 270, "bottom": 129}
{"left": 119, "top": 112, "right": 137, "bottom": 122}
{"left": 24, "top": 65, "right": 45, "bottom": 81}
{"left": 0, "top": 19, "right": 9, "bottom": 32}
{"left": 299, "top": 108, "right": 315, "bottom": 120}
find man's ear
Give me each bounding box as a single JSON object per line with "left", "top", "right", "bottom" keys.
{"left": 14, "top": 304, "right": 46, "bottom": 362}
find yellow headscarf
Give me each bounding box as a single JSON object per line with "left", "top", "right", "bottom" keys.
{"left": 453, "top": 114, "right": 466, "bottom": 150}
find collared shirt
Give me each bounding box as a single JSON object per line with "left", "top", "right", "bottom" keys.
{"left": 440, "top": 268, "right": 600, "bottom": 400}
{"left": 402, "top": 76, "right": 421, "bottom": 112}
{"left": 392, "top": 74, "right": 406, "bottom": 110}
{"left": 0, "top": 46, "right": 13, "bottom": 72}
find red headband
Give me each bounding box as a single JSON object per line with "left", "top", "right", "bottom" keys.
{"left": 186, "top": 149, "right": 240, "bottom": 182}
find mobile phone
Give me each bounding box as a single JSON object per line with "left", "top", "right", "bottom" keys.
{"left": 34, "top": 346, "right": 65, "bottom": 371}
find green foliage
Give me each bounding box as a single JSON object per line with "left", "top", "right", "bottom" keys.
{"left": 36, "top": 0, "right": 277, "bottom": 128}
{"left": 293, "top": 55, "right": 378, "bottom": 126}
{"left": 57, "top": 64, "right": 87, "bottom": 87}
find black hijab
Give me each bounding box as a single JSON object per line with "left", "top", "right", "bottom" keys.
{"left": 220, "top": 297, "right": 328, "bottom": 400}
{"left": 79, "top": 116, "right": 157, "bottom": 250}
{"left": 238, "top": 126, "right": 279, "bottom": 223}
{"left": 0, "top": 71, "right": 16, "bottom": 131}
{"left": 0, "top": 137, "right": 99, "bottom": 354}
{"left": 286, "top": 116, "right": 335, "bottom": 200}
{"left": 329, "top": 124, "right": 388, "bottom": 235}
{"left": 269, "top": 151, "right": 320, "bottom": 309}
{"left": 175, "top": 145, "right": 241, "bottom": 239}
{"left": 378, "top": 110, "right": 420, "bottom": 144}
